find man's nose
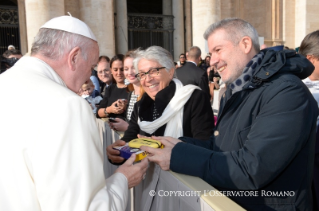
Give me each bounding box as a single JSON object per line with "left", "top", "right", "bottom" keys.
{"left": 210, "top": 54, "right": 219, "bottom": 67}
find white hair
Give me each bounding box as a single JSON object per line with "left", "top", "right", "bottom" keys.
{"left": 31, "top": 28, "right": 94, "bottom": 60}
{"left": 133, "top": 46, "right": 175, "bottom": 75}
{"left": 8, "top": 45, "right": 15, "bottom": 50}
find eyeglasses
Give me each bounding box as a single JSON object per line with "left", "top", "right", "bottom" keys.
{"left": 98, "top": 69, "right": 110, "bottom": 74}
{"left": 180, "top": 57, "right": 185, "bottom": 59}
{"left": 135, "top": 67, "right": 166, "bottom": 81}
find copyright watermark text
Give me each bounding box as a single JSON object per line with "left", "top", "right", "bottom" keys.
{"left": 149, "top": 190, "right": 295, "bottom": 197}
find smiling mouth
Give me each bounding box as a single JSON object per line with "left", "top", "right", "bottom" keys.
{"left": 217, "top": 66, "right": 226, "bottom": 73}
{"left": 148, "top": 84, "right": 158, "bottom": 89}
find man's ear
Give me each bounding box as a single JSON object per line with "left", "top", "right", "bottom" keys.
{"left": 240, "top": 36, "right": 253, "bottom": 54}
{"left": 68, "top": 47, "right": 81, "bottom": 71}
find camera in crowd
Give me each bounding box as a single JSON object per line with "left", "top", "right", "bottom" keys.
{"left": 0, "top": 56, "right": 19, "bottom": 74}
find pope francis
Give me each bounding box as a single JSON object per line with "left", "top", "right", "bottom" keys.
{"left": 0, "top": 15, "right": 148, "bottom": 211}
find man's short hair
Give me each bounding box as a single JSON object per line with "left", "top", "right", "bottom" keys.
{"left": 98, "top": 55, "right": 110, "bottom": 63}
{"left": 188, "top": 46, "right": 201, "bottom": 59}
{"left": 31, "top": 28, "right": 94, "bottom": 60}
{"left": 2, "top": 49, "right": 22, "bottom": 58}
{"left": 203, "top": 18, "right": 260, "bottom": 53}
{"left": 299, "top": 30, "right": 319, "bottom": 59}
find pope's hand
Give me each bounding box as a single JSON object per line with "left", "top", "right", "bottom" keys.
{"left": 116, "top": 154, "right": 149, "bottom": 189}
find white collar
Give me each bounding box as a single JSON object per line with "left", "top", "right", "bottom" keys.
{"left": 15, "top": 56, "right": 67, "bottom": 88}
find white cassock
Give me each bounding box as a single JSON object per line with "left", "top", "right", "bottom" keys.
{"left": 0, "top": 57, "right": 128, "bottom": 211}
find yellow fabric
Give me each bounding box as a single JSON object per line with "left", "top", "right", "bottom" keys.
{"left": 129, "top": 138, "right": 163, "bottom": 149}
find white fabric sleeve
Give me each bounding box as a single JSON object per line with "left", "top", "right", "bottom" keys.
{"left": 89, "top": 173, "right": 128, "bottom": 211}
{"left": 31, "top": 96, "right": 128, "bottom": 211}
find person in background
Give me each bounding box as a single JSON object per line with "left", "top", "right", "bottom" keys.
{"left": 142, "top": 18, "right": 318, "bottom": 211}
{"left": 97, "top": 54, "right": 128, "bottom": 120}
{"left": 207, "top": 66, "right": 220, "bottom": 101}
{"left": 90, "top": 68, "right": 101, "bottom": 94}
{"left": 200, "top": 55, "right": 211, "bottom": 71}
{"left": 8, "top": 45, "right": 15, "bottom": 50}
{"left": 176, "top": 53, "right": 186, "bottom": 68}
{"left": 96, "top": 56, "right": 112, "bottom": 97}
{"left": 175, "top": 46, "right": 210, "bottom": 99}
{"left": 0, "top": 15, "right": 148, "bottom": 211}
{"left": 80, "top": 80, "right": 102, "bottom": 114}
{"left": 299, "top": 29, "right": 319, "bottom": 211}
{"left": 3, "top": 49, "right": 22, "bottom": 59}
{"left": 1, "top": 49, "right": 23, "bottom": 74}
{"left": 109, "top": 50, "right": 141, "bottom": 132}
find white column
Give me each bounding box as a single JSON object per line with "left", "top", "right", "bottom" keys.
{"left": 295, "top": 0, "right": 319, "bottom": 47}
{"left": 25, "top": 0, "right": 64, "bottom": 53}
{"left": 172, "top": 0, "right": 184, "bottom": 61}
{"left": 163, "top": 0, "right": 172, "bottom": 15}
{"left": 283, "top": 0, "right": 295, "bottom": 48}
{"left": 184, "top": 0, "right": 192, "bottom": 51}
{"left": 80, "top": 0, "right": 115, "bottom": 57}
{"left": 192, "top": 0, "right": 221, "bottom": 55}
{"left": 115, "top": 0, "right": 128, "bottom": 54}
{"left": 163, "top": 0, "right": 172, "bottom": 54}
{"left": 17, "top": 0, "right": 27, "bottom": 54}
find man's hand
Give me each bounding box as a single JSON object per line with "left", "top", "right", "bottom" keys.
{"left": 107, "top": 139, "right": 126, "bottom": 163}
{"left": 116, "top": 154, "right": 149, "bottom": 189}
{"left": 152, "top": 136, "right": 182, "bottom": 145}
{"left": 140, "top": 136, "right": 182, "bottom": 171}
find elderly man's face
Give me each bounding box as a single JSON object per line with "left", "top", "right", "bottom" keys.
{"left": 77, "top": 43, "right": 99, "bottom": 87}
{"left": 208, "top": 29, "right": 249, "bottom": 85}
{"left": 97, "top": 59, "right": 112, "bottom": 84}
{"left": 138, "top": 59, "right": 173, "bottom": 100}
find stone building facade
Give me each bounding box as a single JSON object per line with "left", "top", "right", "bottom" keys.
{"left": 1, "top": 0, "right": 319, "bottom": 60}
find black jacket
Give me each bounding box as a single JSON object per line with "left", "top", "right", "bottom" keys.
{"left": 96, "top": 84, "right": 129, "bottom": 120}
{"left": 122, "top": 81, "right": 214, "bottom": 142}
{"left": 171, "top": 50, "right": 318, "bottom": 210}
{"left": 175, "top": 62, "right": 210, "bottom": 99}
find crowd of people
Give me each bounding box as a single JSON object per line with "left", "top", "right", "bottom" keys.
{"left": 0, "top": 15, "right": 318, "bottom": 211}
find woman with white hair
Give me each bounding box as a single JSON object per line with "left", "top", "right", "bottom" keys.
{"left": 107, "top": 45, "right": 214, "bottom": 162}
{"left": 106, "top": 46, "right": 214, "bottom": 210}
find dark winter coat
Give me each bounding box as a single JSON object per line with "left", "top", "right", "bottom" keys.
{"left": 171, "top": 50, "right": 318, "bottom": 211}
